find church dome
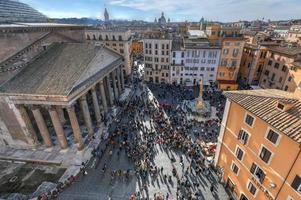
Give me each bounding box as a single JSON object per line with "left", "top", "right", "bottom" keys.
{"left": 0, "top": 0, "right": 48, "bottom": 23}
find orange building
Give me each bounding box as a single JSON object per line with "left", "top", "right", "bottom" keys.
{"left": 216, "top": 37, "right": 245, "bottom": 90}
{"left": 215, "top": 88, "right": 301, "bottom": 200}
{"left": 239, "top": 43, "right": 268, "bottom": 85}
{"left": 132, "top": 39, "right": 143, "bottom": 56}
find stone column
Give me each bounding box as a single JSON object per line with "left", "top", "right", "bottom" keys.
{"left": 17, "top": 105, "right": 39, "bottom": 146}
{"left": 116, "top": 68, "right": 122, "bottom": 94}
{"left": 67, "top": 105, "right": 84, "bottom": 150}
{"left": 32, "top": 107, "right": 53, "bottom": 147}
{"left": 105, "top": 75, "right": 114, "bottom": 105}
{"left": 111, "top": 70, "right": 119, "bottom": 100}
{"left": 99, "top": 80, "right": 108, "bottom": 113}
{"left": 80, "top": 95, "right": 93, "bottom": 137}
{"left": 91, "top": 87, "right": 101, "bottom": 126}
{"left": 120, "top": 66, "right": 125, "bottom": 90}
{"left": 48, "top": 107, "right": 68, "bottom": 149}
{"left": 56, "top": 106, "right": 66, "bottom": 125}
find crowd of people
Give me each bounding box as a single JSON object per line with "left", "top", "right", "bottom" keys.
{"left": 95, "top": 78, "right": 225, "bottom": 199}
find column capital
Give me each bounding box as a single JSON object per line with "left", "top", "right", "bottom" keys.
{"left": 66, "top": 104, "right": 75, "bottom": 112}
{"left": 80, "top": 95, "right": 87, "bottom": 102}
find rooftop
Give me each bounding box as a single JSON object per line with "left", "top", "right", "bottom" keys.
{"left": 266, "top": 46, "right": 301, "bottom": 57}
{"left": 0, "top": 43, "right": 122, "bottom": 96}
{"left": 0, "top": 0, "right": 48, "bottom": 23}
{"left": 224, "top": 89, "right": 301, "bottom": 144}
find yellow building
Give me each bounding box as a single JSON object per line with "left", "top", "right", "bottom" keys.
{"left": 132, "top": 39, "right": 143, "bottom": 56}
{"left": 259, "top": 46, "right": 301, "bottom": 91}
{"left": 215, "top": 88, "right": 301, "bottom": 200}
{"left": 206, "top": 23, "right": 221, "bottom": 45}
{"left": 217, "top": 37, "right": 245, "bottom": 90}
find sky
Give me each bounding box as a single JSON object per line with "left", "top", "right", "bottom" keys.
{"left": 21, "top": 0, "right": 301, "bottom": 22}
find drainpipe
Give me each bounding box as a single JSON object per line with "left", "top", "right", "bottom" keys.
{"left": 275, "top": 145, "right": 301, "bottom": 199}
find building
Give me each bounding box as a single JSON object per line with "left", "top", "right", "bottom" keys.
{"left": 176, "top": 37, "right": 221, "bottom": 86}
{"left": 85, "top": 29, "right": 132, "bottom": 76}
{"left": 0, "top": 43, "right": 125, "bottom": 149}
{"left": 259, "top": 45, "right": 301, "bottom": 91}
{"left": 215, "top": 88, "right": 301, "bottom": 200}
{"left": 206, "top": 23, "right": 222, "bottom": 45}
{"left": 216, "top": 37, "right": 245, "bottom": 90}
{"left": 170, "top": 38, "right": 185, "bottom": 84}
{"left": 239, "top": 43, "right": 268, "bottom": 85}
{"left": 286, "top": 25, "right": 301, "bottom": 45}
{"left": 132, "top": 39, "right": 144, "bottom": 56}
{"left": 143, "top": 33, "right": 172, "bottom": 83}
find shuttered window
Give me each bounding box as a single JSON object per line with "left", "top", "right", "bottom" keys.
{"left": 248, "top": 182, "right": 257, "bottom": 196}
{"left": 250, "top": 163, "right": 266, "bottom": 184}
{"left": 266, "top": 129, "right": 279, "bottom": 145}
{"left": 238, "top": 129, "right": 249, "bottom": 145}
{"left": 291, "top": 175, "right": 301, "bottom": 193}
{"left": 259, "top": 146, "right": 272, "bottom": 164}
{"left": 245, "top": 114, "right": 254, "bottom": 127}
{"left": 235, "top": 147, "right": 244, "bottom": 161}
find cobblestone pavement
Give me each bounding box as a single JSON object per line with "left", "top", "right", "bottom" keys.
{"left": 59, "top": 82, "right": 228, "bottom": 200}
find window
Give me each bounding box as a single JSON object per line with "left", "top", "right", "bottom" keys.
{"left": 231, "top": 162, "right": 239, "bottom": 175}
{"left": 173, "top": 52, "right": 176, "bottom": 57}
{"left": 266, "top": 129, "right": 279, "bottom": 145}
{"left": 274, "top": 63, "right": 279, "bottom": 69}
{"left": 259, "top": 146, "right": 272, "bottom": 164}
{"left": 282, "top": 65, "right": 287, "bottom": 72}
{"left": 268, "top": 60, "right": 273, "bottom": 65}
{"left": 155, "top": 44, "right": 158, "bottom": 49}
{"left": 250, "top": 163, "right": 266, "bottom": 183}
{"left": 235, "top": 147, "right": 244, "bottom": 161}
{"left": 120, "top": 49, "right": 124, "bottom": 54}
{"left": 245, "top": 114, "right": 254, "bottom": 127}
{"left": 166, "top": 44, "right": 169, "bottom": 49}
{"left": 288, "top": 76, "right": 292, "bottom": 82}
{"left": 238, "top": 129, "right": 249, "bottom": 145}
{"left": 223, "top": 48, "right": 229, "bottom": 55}
{"left": 181, "top": 52, "right": 184, "bottom": 58}
{"left": 162, "top": 44, "right": 165, "bottom": 49}
{"left": 233, "top": 49, "right": 239, "bottom": 57}
{"left": 264, "top": 70, "right": 270, "bottom": 76}
{"left": 247, "top": 181, "right": 257, "bottom": 196}
{"left": 291, "top": 175, "right": 301, "bottom": 194}
{"left": 118, "top": 35, "right": 122, "bottom": 41}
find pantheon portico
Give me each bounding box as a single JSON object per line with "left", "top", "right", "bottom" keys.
{"left": 0, "top": 43, "right": 125, "bottom": 150}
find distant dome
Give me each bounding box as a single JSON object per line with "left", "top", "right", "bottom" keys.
{"left": 0, "top": 0, "right": 48, "bottom": 23}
